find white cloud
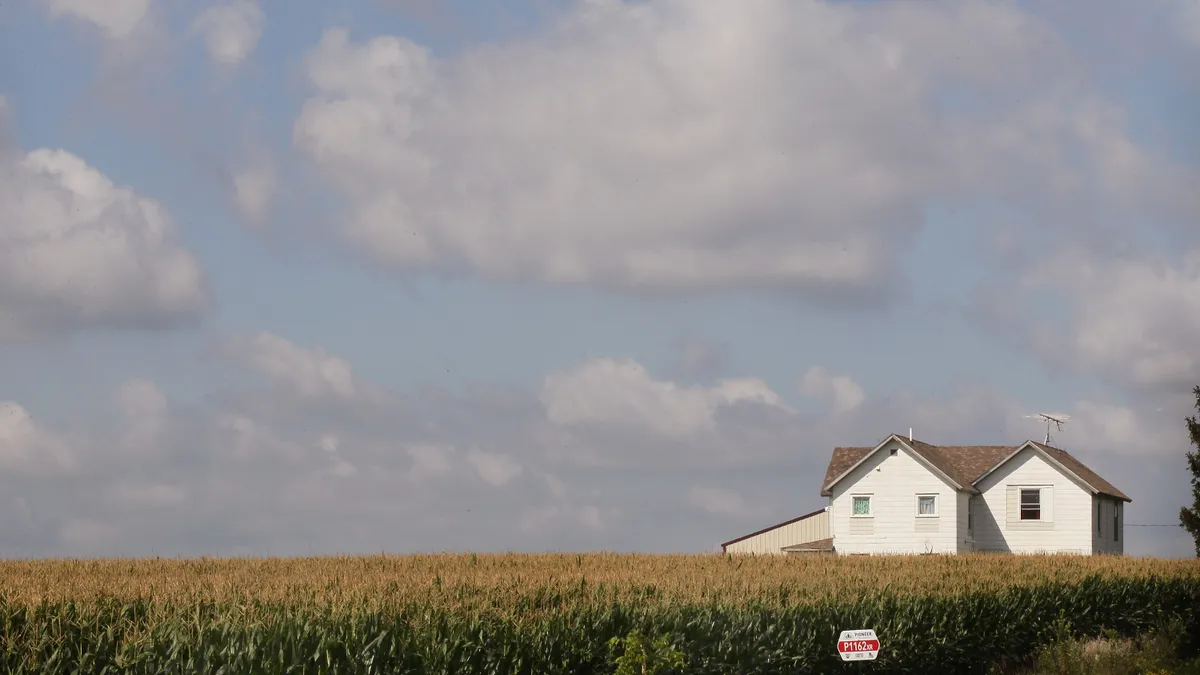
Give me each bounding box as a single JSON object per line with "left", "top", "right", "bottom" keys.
{"left": 214, "top": 413, "right": 302, "bottom": 462}
{"left": 0, "top": 340, "right": 1190, "bottom": 557}
{"left": 0, "top": 402, "right": 76, "bottom": 475}
{"left": 117, "top": 379, "right": 167, "bottom": 420}
{"left": 43, "top": 0, "right": 153, "bottom": 40}
{"left": 540, "top": 357, "right": 788, "bottom": 438}
{"left": 191, "top": 0, "right": 265, "bottom": 66}
{"left": 467, "top": 449, "right": 522, "bottom": 486}
{"left": 0, "top": 140, "right": 209, "bottom": 341}
{"left": 232, "top": 163, "right": 276, "bottom": 223}
{"left": 406, "top": 443, "right": 455, "bottom": 480}
{"left": 219, "top": 332, "right": 363, "bottom": 399}
{"left": 291, "top": 1, "right": 1188, "bottom": 299}
{"left": 1016, "top": 250, "right": 1200, "bottom": 394}
{"left": 319, "top": 434, "right": 340, "bottom": 454}
{"left": 800, "top": 366, "right": 865, "bottom": 414}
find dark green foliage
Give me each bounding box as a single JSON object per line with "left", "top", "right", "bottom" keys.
{"left": 1180, "top": 386, "right": 1200, "bottom": 557}
{"left": 1, "top": 573, "right": 1199, "bottom": 674}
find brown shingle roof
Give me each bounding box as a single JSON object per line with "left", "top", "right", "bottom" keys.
{"left": 781, "top": 538, "right": 833, "bottom": 552}
{"left": 819, "top": 446, "right": 872, "bottom": 496}
{"left": 819, "top": 434, "right": 1130, "bottom": 502}
{"left": 1031, "top": 442, "right": 1131, "bottom": 502}
{"left": 907, "top": 440, "right": 1012, "bottom": 489}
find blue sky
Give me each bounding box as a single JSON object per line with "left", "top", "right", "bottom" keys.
{"left": 0, "top": 0, "right": 1198, "bottom": 558}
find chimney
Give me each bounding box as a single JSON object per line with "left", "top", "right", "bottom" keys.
{"left": 909, "top": 427, "right": 913, "bottom": 441}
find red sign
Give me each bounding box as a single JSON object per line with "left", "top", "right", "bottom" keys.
{"left": 837, "top": 629, "right": 880, "bottom": 661}
{"left": 838, "top": 639, "right": 880, "bottom": 653}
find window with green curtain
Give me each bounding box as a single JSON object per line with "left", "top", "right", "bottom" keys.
{"left": 853, "top": 496, "right": 870, "bottom": 515}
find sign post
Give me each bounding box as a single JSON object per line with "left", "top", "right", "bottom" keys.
{"left": 837, "top": 629, "right": 880, "bottom": 670}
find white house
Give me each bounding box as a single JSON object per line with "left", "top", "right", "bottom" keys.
{"left": 721, "top": 433, "right": 1130, "bottom": 555}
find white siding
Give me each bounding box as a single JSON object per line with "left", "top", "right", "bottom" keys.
{"left": 972, "top": 447, "right": 1092, "bottom": 554}
{"left": 957, "top": 491, "right": 972, "bottom": 552}
{"left": 1093, "top": 497, "right": 1124, "bottom": 554}
{"left": 829, "top": 438, "right": 961, "bottom": 554}
{"left": 723, "top": 510, "right": 830, "bottom": 554}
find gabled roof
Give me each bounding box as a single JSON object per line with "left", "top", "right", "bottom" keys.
{"left": 972, "top": 441, "right": 1131, "bottom": 502}
{"left": 820, "top": 434, "right": 995, "bottom": 496}
{"left": 819, "top": 434, "right": 1130, "bottom": 502}
{"left": 719, "top": 507, "right": 826, "bottom": 550}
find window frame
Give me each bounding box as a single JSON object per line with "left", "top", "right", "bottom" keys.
{"left": 915, "top": 493, "right": 938, "bottom": 518}
{"left": 850, "top": 494, "right": 873, "bottom": 518}
{"left": 1019, "top": 488, "right": 1042, "bottom": 521}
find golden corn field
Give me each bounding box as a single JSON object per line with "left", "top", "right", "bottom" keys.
{"left": 1, "top": 552, "right": 1199, "bottom": 674}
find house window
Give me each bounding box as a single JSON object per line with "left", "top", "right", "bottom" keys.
{"left": 967, "top": 499, "right": 974, "bottom": 531}
{"left": 917, "top": 495, "right": 937, "bottom": 517}
{"left": 852, "top": 495, "right": 872, "bottom": 516}
{"left": 1020, "top": 488, "right": 1041, "bottom": 520}
{"left": 1114, "top": 504, "right": 1119, "bottom": 541}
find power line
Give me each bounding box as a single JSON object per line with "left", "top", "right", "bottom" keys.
{"left": 1125, "top": 524, "right": 1179, "bottom": 527}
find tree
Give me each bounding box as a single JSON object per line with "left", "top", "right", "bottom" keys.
{"left": 1179, "top": 386, "right": 1200, "bottom": 557}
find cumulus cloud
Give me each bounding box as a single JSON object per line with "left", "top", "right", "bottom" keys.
{"left": 43, "top": 0, "right": 154, "bottom": 40}
{"left": 191, "top": 0, "right": 265, "bottom": 67}
{"left": 405, "top": 443, "right": 455, "bottom": 481}
{"left": 800, "top": 366, "right": 865, "bottom": 414}
{"left": 218, "top": 332, "right": 369, "bottom": 400}
{"left": 0, "top": 126, "right": 208, "bottom": 342}
{"left": 467, "top": 449, "right": 523, "bottom": 486}
{"left": 1008, "top": 250, "right": 1200, "bottom": 395}
{"left": 290, "top": 1, "right": 1191, "bottom": 301}
{"left": 540, "top": 357, "right": 788, "bottom": 438}
{"left": 0, "top": 336, "right": 1190, "bottom": 557}
{"left": 0, "top": 402, "right": 76, "bottom": 475}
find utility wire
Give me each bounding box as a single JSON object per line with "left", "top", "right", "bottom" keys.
{"left": 1125, "top": 524, "right": 1180, "bottom": 527}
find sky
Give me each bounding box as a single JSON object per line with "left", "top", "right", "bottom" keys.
{"left": 0, "top": 0, "right": 1198, "bottom": 559}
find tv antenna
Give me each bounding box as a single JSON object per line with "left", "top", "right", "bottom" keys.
{"left": 1023, "top": 412, "right": 1069, "bottom": 446}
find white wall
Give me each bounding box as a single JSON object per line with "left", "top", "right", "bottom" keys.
{"left": 1093, "top": 496, "right": 1124, "bottom": 554}
{"left": 972, "top": 446, "right": 1092, "bottom": 554}
{"left": 957, "top": 491, "right": 972, "bottom": 552}
{"left": 724, "top": 510, "right": 830, "bottom": 554}
{"left": 829, "top": 438, "right": 961, "bottom": 554}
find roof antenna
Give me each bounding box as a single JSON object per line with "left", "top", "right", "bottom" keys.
{"left": 1022, "top": 413, "right": 1069, "bottom": 446}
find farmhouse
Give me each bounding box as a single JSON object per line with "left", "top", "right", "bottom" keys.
{"left": 721, "top": 433, "right": 1130, "bottom": 555}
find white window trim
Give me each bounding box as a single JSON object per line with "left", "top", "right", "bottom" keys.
{"left": 915, "top": 493, "right": 938, "bottom": 518}
{"left": 850, "top": 494, "right": 873, "bottom": 518}
{"left": 1018, "top": 486, "right": 1044, "bottom": 522}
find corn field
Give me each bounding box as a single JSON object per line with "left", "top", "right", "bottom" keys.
{"left": 0, "top": 553, "right": 1198, "bottom": 674}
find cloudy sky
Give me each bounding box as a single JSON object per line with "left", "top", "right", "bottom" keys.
{"left": 0, "top": 0, "right": 1198, "bottom": 559}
